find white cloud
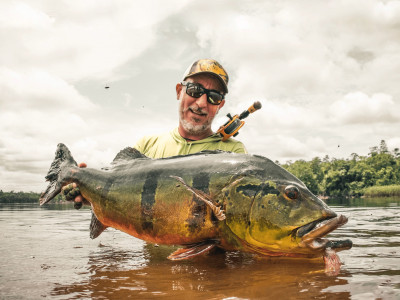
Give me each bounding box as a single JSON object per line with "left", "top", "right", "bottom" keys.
{"left": 176, "top": 0, "right": 400, "bottom": 106}
{"left": 329, "top": 92, "right": 400, "bottom": 124}
{"left": 373, "top": 1, "right": 400, "bottom": 25}
{"left": 239, "top": 132, "right": 329, "bottom": 163}
{"left": 0, "top": 67, "right": 96, "bottom": 112}
{"left": 232, "top": 99, "right": 321, "bottom": 130}
{"left": 1, "top": 0, "right": 400, "bottom": 192}
{"left": 0, "top": 0, "right": 187, "bottom": 81}
{"left": 387, "top": 137, "right": 400, "bottom": 151}
{"left": 0, "top": 1, "right": 54, "bottom": 28}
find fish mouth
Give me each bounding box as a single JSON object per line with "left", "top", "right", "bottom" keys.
{"left": 296, "top": 215, "right": 352, "bottom": 252}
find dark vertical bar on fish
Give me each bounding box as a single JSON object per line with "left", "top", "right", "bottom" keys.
{"left": 187, "top": 172, "right": 210, "bottom": 233}
{"left": 141, "top": 170, "right": 160, "bottom": 231}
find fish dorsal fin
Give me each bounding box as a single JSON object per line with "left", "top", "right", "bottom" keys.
{"left": 90, "top": 212, "right": 108, "bottom": 239}
{"left": 111, "top": 147, "right": 148, "bottom": 164}
{"left": 167, "top": 241, "right": 218, "bottom": 260}
{"left": 160, "top": 149, "right": 231, "bottom": 160}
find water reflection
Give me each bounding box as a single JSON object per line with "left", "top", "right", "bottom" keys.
{"left": 326, "top": 197, "right": 400, "bottom": 207}
{"left": 1, "top": 199, "right": 399, "bottom": 299}
{"left": 0, "top": 201, "right": 77, "bottom": 211}
{"left": 51, "top": 243, "right": 352, "bottom": 299}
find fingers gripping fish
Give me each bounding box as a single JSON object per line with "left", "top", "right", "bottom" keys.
{"left": 40, "top": 143, "right": 352, "bottom": 272}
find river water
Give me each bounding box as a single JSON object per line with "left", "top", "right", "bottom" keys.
{"left": 0, "top": 198, "right": 399, "bottom": 299}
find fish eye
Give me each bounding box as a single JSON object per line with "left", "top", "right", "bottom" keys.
{"left": 284, "top": 185, "right": 299, "bottom": 200}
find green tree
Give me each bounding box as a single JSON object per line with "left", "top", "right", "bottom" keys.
{"left": 393, "top": 148, "right": 400, "bottom": 158}
{"left": 283, "top": 160, "right": 320, "bottom": 195}
{"left": 281, "top": 140, "right": 400, "bottom": 198}
{"left": 379, "top": 140, "right": 389, "bottom": 154}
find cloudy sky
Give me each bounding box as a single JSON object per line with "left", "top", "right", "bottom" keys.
{"left": 1, "top": 0, "right": 400, "bottom": 192}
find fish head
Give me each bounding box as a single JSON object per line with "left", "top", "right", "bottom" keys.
{"left": 224, "top": 172, "right": 352, "bottom": 257}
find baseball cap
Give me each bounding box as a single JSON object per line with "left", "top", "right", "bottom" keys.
{"left": 182, "top": 59, "right": 229, "bottom": 93}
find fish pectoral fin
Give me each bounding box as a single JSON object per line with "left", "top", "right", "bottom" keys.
{"left": 89, "top": 212, "right": 108, "bottom": 239}
{"left": 167, "top": 241, "right": 218, "bottom": 260}
{"left": 170, "top": 175, "right": 226, "bottom": 221}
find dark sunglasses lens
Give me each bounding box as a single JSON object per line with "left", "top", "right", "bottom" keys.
{"left": 208, "top": 92, "right": 223, "bottom": 105}
{"left": 186, "top": 84, "right": 204, "bottom": 98}
{"left": 184, "top": 82, "right": 224, "bottom": 105}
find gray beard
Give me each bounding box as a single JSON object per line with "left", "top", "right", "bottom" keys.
{"left": 180, "top": 119, "right": 209, "bottom": 136}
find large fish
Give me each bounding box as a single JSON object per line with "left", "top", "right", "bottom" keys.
{"left": 40, "top": 143, "right": 352, "bottom": 268}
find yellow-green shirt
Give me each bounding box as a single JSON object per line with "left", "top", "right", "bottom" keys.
{"left": 134, "top": 128, "right": 247, "bottom": 159}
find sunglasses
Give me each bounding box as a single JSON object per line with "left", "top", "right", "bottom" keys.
{"left": 181, "top": 81, "right": 225, "bottom": 105}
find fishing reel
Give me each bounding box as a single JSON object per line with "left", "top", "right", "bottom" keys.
{"left": 217, "top": 101, "right": 262, "bottom": 141}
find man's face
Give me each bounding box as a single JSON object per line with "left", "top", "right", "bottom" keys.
{"left": 176, "top": 74, "right": 225, "bottom": 139}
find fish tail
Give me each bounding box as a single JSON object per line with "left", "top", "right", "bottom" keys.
{"left": 39, "top": 143, "right": 77, "bottom": 205}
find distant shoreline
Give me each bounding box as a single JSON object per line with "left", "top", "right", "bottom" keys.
{"left": 1, "top": 187, "right": 400, "bottom": 204}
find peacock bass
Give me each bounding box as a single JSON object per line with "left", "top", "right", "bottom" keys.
{"left": 40, "top": 143, "right": 352, "bottom": 268}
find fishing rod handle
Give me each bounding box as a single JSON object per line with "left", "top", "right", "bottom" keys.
{"left": 239, "top": 101, "right": 262, "bottom": 119}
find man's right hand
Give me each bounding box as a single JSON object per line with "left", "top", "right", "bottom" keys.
{"left": 62, "top": 163, "right": 87, "bottom": 209}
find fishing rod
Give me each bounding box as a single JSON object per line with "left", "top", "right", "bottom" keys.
{"left": 217, "top": 101, "right": 262, "bottom": 141}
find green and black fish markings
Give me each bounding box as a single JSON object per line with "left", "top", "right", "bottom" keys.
{"left": 40, "top": 144, "right": 352, "bottom": 263}
{"left": 141, "top": 170, "right": 160, "bottom": 232}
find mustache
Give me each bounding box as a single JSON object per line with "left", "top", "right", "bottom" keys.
{"left": 187, "top": 106, "right": 208, "bottom": 116}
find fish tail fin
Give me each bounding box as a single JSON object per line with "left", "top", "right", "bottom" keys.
{"left": 39, "top": 143, "right": 77, "bottom": 205}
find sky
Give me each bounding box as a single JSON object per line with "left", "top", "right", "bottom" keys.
{"left": 1, "top": 0, "right": 400, "bottom": 193}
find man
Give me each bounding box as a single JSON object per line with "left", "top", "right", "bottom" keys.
{"left": 133, "top": 58, "right": 246, "bottom": 157}
{"left": 64, "top": 59, "right": 246, "bottom": 206}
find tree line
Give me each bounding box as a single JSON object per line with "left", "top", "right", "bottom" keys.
{"left": 0, "top": 190, "right": 63, "bottom": 203}
{"left": 281, "top": 140, "right": 400, "bottom": 197}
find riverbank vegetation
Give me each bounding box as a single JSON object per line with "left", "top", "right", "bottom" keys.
{"left": 0, "top": 190, "right": 63, "bottom": 203}
{"left": 282, "top": 140, "right": 400, "bottom": 198}
{"left": 364, "top": 185, "right": 400, "bottom": 197}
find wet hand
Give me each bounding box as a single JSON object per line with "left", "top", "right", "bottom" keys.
{"left": 61, "top": 163, "right": 87, "bottom": 209}
{"left": 62, "top": 182, "right": 83, "bottom": 209}
{"left": 62, "top": 182, "right": 80, "bottom": 201}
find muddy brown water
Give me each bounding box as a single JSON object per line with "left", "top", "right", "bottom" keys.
{"left": 0, "top": 198, "right": 399, "bottom": 299}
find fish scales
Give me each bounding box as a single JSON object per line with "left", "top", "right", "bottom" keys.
{"left": 71, "top": 162, "right": 222, "bottom": 244}
{"left": 40, "top": 144, "right": 352, "bottom": 265}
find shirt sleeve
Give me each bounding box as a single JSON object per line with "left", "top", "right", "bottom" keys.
{"left": 133, "top": 136, "right": 148, "bottom": 153}
{"left": 231, "top": 142, "right": 247, "bottom": 154}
